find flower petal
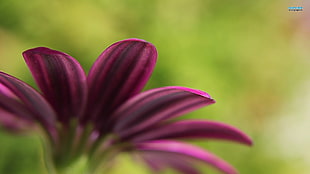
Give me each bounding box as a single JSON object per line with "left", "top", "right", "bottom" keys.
{"left": 23, "top": 47, "right": 87, "bottom": 124}
{"left": 0, "top": 94, "right": 35, "bottom": 131}
{"left": 0, "top": 109, "right": 34, "bottom": 133}
{"left": 0, "top": 72, "right": 56, "bottom": 128}
{"left": 111, "top": 86, "right": 215, "bottom": 138}
{"left": 85, "top": 39, "right": 157, "bottom": 124}
{"left": 0, "top": 81, "right": 35, "bottom": 132}
{"left": 131, "top": 120, "right": 253, "bottom": 146}
{"left": 0, "top": 82, "right": 17, "bottom": 98}
{"left": 141, "top": 151, "right": 201, "bottom": 174}
{"left": 136, "top": 140, "right": 238, "bottom": 174}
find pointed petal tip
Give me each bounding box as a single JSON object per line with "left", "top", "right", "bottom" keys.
{"left": 246, "top": 137, "right": 254, "bottom": 146}
{"left": 131, "top": 119, "right": 253, "bottom": 147}
{"left": 167, "top": 86, "right": 216, "bottom": 102}
{"left": 221, "top": 124, "right": 253, "bottom": 146}
{"left": 237, "top": 132, "right": 253, "bottom": 146}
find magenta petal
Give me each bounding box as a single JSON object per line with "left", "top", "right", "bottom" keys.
{"left": 136, "top": 140, "right": 238, "bottom": 174}
{"left": 0, "top": 94, "right": 35, "bottom": 129}
{"left": 112, "top": 86, "right": 215, "bottom": 137}
{"left": 23, "top": 47, "right": 87, "bottom": 124}
{"left": 0, "top": 72, "right": 56, "bottom": 128}
{"left": 142, "top": 151, "right": 201, "bottom": 174}
{"left": 85, "top": 39, "right": 157, "bottom": 124}
{"left": 0, "top": 109, "right": 34, "bottom": 132}
{"left": 0, "top": 83, "right": 17, "bottom": 98}
{"left": 131, "top": 120, "right": 253, "bottom": 146}
{"left": 0, "top": 84, "right": 29, "bottom": 132}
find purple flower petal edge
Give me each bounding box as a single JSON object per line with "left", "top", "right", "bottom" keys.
{"left": 0, "top": 94, "right": 35, "bottom": 126}
{"left": 136, "top": 140, "right": 238, "bottom": 174}
{"left": 131, "top": 120, "right": 253, "bottom": 146}
{"left": 0, "top": 72, "right": 56, "bottom": 129}
{"left": 111, "top": 86, "right": 215, "bottom": 138}
{"left": 142, "top": 151, "right": 201, "bottom": 174}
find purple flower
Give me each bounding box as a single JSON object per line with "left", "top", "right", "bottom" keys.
{"left": 0, "top": 39, "right": 252, "bottom": 174}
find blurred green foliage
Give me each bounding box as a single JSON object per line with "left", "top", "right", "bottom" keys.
{"left": 0, "top": 0, "right": 309, "bottom": 174}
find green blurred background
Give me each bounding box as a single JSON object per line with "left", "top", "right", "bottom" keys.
{"left": 0, "top": 0, "right": 309, "bottom": 173}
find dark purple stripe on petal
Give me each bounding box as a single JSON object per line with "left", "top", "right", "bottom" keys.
{"left": 131, "top": 120, "right": 253, "bottom": 146}
{"left": 86, "top": 39, "right": 157, "bottom": 124}
{"left": 23, "top": 47, "right": 87, "bottom": 124}
{"left": 0, "top": 72, "right": 56, "bottom": 128}
{"left": 112, "top": 86, "right": 215, "bottom": 138}
{"left": 0, "top": 94, "right": 34, "bottom": 122}
{"left": 0, "top": 83, "right": 17, "bottom": 99}
{"left": 0, "top": 89, "right": 39, "bottom": 132}
{"left": 136, "top": 140, "right": 238, "bottom": 174}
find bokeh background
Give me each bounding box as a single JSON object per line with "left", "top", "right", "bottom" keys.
{"left": 0, "top": 0, "right": 309, "bottom": 174}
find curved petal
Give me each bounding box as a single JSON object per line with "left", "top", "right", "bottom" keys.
{"left": 0, "top": 83, "right": 17, "bottom": 98}
{"left": 111, "top": 86, "right": 215, "bottom": 138}
{"left": 0, "top": 109, "right": 34, "bottom": 133}
{"left": 0, "top": 72, "right": 56, "bottom": 128}
{"left": 23, "top": 47, "right": 87, "bottom": 124}
{"left": 85, "top": 39, "right": 157, "bottom": 124}
{"left": 0, "top": 82, "right": 34, "bottom": 132}
{"left": 141, "top": 151, "right": 201, "bottom": 174}
{"left": 0, "top": 94, "right": 35, "bottom": 131}
{"left": 131, "top": 120, "right": 253, "bottom": 146}
{"left": 136, "top": 140, "right": 238, "bottom": 174}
